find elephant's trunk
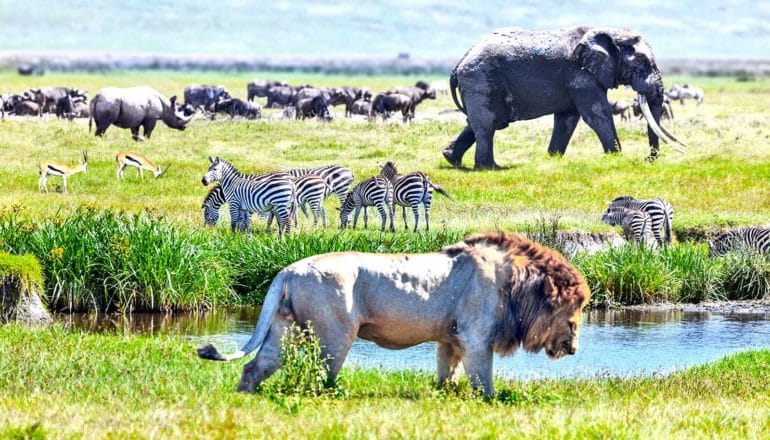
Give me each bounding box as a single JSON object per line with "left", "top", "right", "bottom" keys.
{"left": 634, "top": 73, "right": 687, "bottom": 156}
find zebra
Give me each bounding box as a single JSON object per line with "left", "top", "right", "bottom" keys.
{"left": 606, "top": 196, "right": 673, "bottom": 245}
{"left": 202, "top": 184, "right": 226, "bottom": 226}
{"left": 708, "top": 228, "right": 770, "bottom": 257}
{"left": 338, "top": 176, "right": 394, "bottom": 232}
{"left": 201, "top": 157, "right": 296, "bottom": 236}
{"left": 378, "top": 161, "right": 451, "bottom": 232}
{"left": 287, "top": 165, "right": 354, "bottom": 205}
{"left": 602, "top": 207, "right": 657, "bottom": 248}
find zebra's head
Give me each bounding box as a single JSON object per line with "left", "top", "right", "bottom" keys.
{"left": 337, "top": 195, "right": 354, "bottom": 229}
{"left": 202, "top": 201, "right": 220, "bottom": 226}
{"left": 202, "top": 185, "right": 225, "bottom": 227}
{"left": 601, "top": 207, "right": 626, "bottom": 226}
{"left": 378, "top": 161, "right": 398, "bottom": 180}
{"left": 202, "top": 156, "right": 226, "bottom": 186}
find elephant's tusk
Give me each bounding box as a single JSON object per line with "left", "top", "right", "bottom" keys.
{"left": 639, "top": 96, "right": 687, "bottom": 154}
{"left": 658, "top": 122, "right": 688, "bottom": 148}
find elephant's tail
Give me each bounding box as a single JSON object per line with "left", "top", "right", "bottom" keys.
{"left": 449, "top": 70, "right": 465, "bottom": 114}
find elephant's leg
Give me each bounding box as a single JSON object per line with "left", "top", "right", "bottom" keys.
{"left": 442, "top": 125, "right": 476, "bottom": 167}
{"left": 573, "top": 96, "right": 620, "bottom": 153}
{"left": 461, "top": 346, "right": 495, "bottom": 396}
{"left": 436, "top": 342, "right": 463, "bottom": 388}
{"left": 237, "top": 319, "right": 288, "bottom": 393}
{"left": 548, "top": 110, "right": 581, "bottom": 155}
{"left": 470, "top": 125, "right": 497, "bottom": 170}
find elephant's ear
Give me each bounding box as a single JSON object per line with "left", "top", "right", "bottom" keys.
{"left": 574, "top": 30, "right": 620, "bottom": 90}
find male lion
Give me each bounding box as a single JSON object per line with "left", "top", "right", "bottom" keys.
{"left": 197, "top": 232, "right": 591, "bottom": 395}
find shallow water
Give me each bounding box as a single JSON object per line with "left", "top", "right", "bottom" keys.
{"left": 58, "top": 307, "right": 770, "bottom": 379}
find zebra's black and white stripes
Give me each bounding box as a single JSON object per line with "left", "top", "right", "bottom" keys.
{"left": 202, "top": 157, "right": 295, "bottom": 236}
{"left": 378, "top": 161, "right": 450, "bottom": 232}
{"left": 339, "top": 176, "right": 394, "bottom": 231}
{"left": 709, "top": 228, "right": 770, "bottom": 257}
{"left": 602, "top": 207, "right": 656, "bottom": 247}
{"left": 287, "top": 165, "right": 353, "bottom": 205}
{"left": 606, "top": 196, "right": 673, "bottom": 245}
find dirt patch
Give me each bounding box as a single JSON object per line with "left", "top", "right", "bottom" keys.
{"left": 625, "top": 300, "right": 770, "bottom": 315}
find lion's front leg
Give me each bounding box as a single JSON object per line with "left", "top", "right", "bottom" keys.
{"left": 436, "top": 342, "right": 462, "bottom": 388}
{"left": 461, "top": 346, "right": 494, "bottom": 396}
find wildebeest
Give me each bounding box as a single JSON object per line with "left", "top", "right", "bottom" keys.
{"left": 608, "top": 99, "right": 631, "bottom": 121}
{"left": 12, "top": 100, "right": 40, "bottom": 116}
{"left": 329, "top": 87, "right": 370, "bottom": 117}
{"left": 292, "top": 87, "right": 331, "bottom": 106}
{"left": 215, "top": 98, "right": 261, "bottom": 120}
{"left": 71, "top": 100, "right": 90, "bottom": 119}
{"left": 247, "top": 80, "right": 288, "bottom": 102}
{"left": 296, "top": 96, "right": 332, "bottom": 121}
{"left": 90, "top": 86, "right": 192, "bottom": 141}
{"left": 350, "top": 99, "right": 372, "bottom": 116}
{"left": 265, "top": 86, "right": 296, "bottom": 108}
{"left": 26, "top": 87, "right": 87, "bottom": 116}
{"left": 386, "top": 83, "right": 436, "bottom": 120}
{"left": 371, "top": 93, "right": 414, "bottom": 122}
{"left": 183, "top": 84, "right": 231, "bottom": 111}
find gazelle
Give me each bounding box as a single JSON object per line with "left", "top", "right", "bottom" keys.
{"left": 116, "top": 151, "right": 170, "bottom": 180}
{"left": 38, "top": 151, "right": 88, "bottom": 193}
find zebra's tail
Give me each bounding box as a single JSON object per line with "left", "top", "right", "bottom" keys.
{"left": 429, "top": 180, "right": 452, "bottom": 200}
{"left": 197, "top": 271, "right": 289, "bottom": 361}
{"left": 663, "top": 211, "right": 673, "bottom": 244}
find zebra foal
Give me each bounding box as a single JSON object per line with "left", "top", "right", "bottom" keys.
{"left": 378, "top": 161, "right": 451, "bottom": 232}
{"left": 602, "top": 207, "right": 657, "bottom": 248}
{"left": 606, "top": 196, "right": 673, "bottom": 245}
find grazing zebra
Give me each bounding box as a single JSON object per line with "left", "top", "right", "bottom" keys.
{"left": 606, "top": 196, "right": 673, "bottom": 245}
{"left": 201, "top": 157, "right": 296, "bottom": 236}
{"left": 339, "top": 176, "right": 394, "bottom": 232}
{"left": 602, "top": 207, "right": 657, "bottom": 248}
{"left": 378, "top": 161, "right": 451, "bottom": 232}
{"left": 203, "top": 174, "right": 331, "bottom": 228}
{"left": 287, "top": 165, "right": 354, "bottom": 205}
{"left": 708, "top": 228, "right": 770, "bottom": 257}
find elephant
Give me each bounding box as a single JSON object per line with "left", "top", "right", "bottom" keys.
{"left": 89, "top": 86, "right": 192, "bottom": 141}
{"left": 442, "top": 26, "right": 687, "bottom": 169}
{"left": 371, "top": 93, "right": 414, "bottom": 122}
{"left": 246, "top": 80, "right": 287, "bottom": 102}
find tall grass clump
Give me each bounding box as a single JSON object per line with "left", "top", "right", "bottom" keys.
{"left": 0, "top": 207, "right": 236, "bottom": 312}
{"left": 223, "top": 229, "right": 464, "bottom": 302}
{"left": 717, "top": 252, "right": 770, "bottom": 300}
{"left": 263, "top": 323, "right": 334, "bottom": 399}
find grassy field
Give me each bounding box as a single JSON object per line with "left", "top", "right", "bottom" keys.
{"left": 0, "top": 70, "right": 768, "bottom": 232}
{"left": 0, "top": 325, "right": 767, "bottom": 438}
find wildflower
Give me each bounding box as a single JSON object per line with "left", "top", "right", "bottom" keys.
{"left": 50, "top": 247, "right": 64, "bottom": 260}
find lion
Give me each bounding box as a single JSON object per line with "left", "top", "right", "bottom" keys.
{"left": 197, "top": 231, "right": 591, "bottom": 395}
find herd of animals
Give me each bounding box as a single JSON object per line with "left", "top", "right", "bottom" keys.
{"left": 0, "top": 79, "right": 442, "bottom": 133}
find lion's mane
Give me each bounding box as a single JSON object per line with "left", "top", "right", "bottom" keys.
{"left": 446, "top": 231, "right": 591, "bottom": 356}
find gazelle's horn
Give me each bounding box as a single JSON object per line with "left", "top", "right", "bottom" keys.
{"left": 157, "top": 165, "right": 170, "bottom": 178}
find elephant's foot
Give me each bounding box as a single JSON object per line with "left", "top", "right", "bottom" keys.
{"left": 474, "top": 160, "right": 501, "bottom": 171}
{"left": 132, "top": 135, "right": 145, "bottom": 142}
{"left": 442, "top": 146, "right": 463, "bottom": 167}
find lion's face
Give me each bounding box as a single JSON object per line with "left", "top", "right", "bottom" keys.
{"left": 522, "top": 305, "right": 584, "bottom": 360}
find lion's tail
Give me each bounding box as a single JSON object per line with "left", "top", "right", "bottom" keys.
{"left": 196, "top": 271, "right": 288, "bottom": 361}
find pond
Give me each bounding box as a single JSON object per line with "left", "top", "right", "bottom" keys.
{"left": 57, "top": 307, "right": 770, "bottom": 379}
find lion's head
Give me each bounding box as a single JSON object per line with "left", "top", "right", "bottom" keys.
{"left": 459, "top": 232, "right": 591, "bottom": 359}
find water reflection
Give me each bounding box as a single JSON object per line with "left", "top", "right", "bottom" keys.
{"left": 57, "top": 307, "right": 770, "bottom": 379}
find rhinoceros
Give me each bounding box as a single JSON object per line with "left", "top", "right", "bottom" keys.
{"left": 89, "top": 86, "right": 192, "bottom": 142}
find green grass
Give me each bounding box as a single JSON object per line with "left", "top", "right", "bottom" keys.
{"left": 0, "top": 251, "right": 42, "bottom": 291}
{"left": 1, "top": 208, "right": 768, "bottom": 310}
{"left": 0, "top": 71, "right": 768, "bottom": 232}
{"left": 0, "top": 325, "right": 767, "bottom": 438}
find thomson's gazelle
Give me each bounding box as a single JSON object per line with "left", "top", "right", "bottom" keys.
{"left": 116, "top": 151, "right": 170, "bottom": 180}
{"left": 38, "top": 151, "right": 88, "bottom": 193}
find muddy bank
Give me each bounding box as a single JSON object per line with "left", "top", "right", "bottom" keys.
{"left": 2, "top": 51, "right": 768, "bottom": 76}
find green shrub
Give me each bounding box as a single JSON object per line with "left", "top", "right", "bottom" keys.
{"left": 264, "top": 323, "right": 333, "bottom": 397}
{"left": 717, "top": 252, "right": 770, "bottom": 300}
